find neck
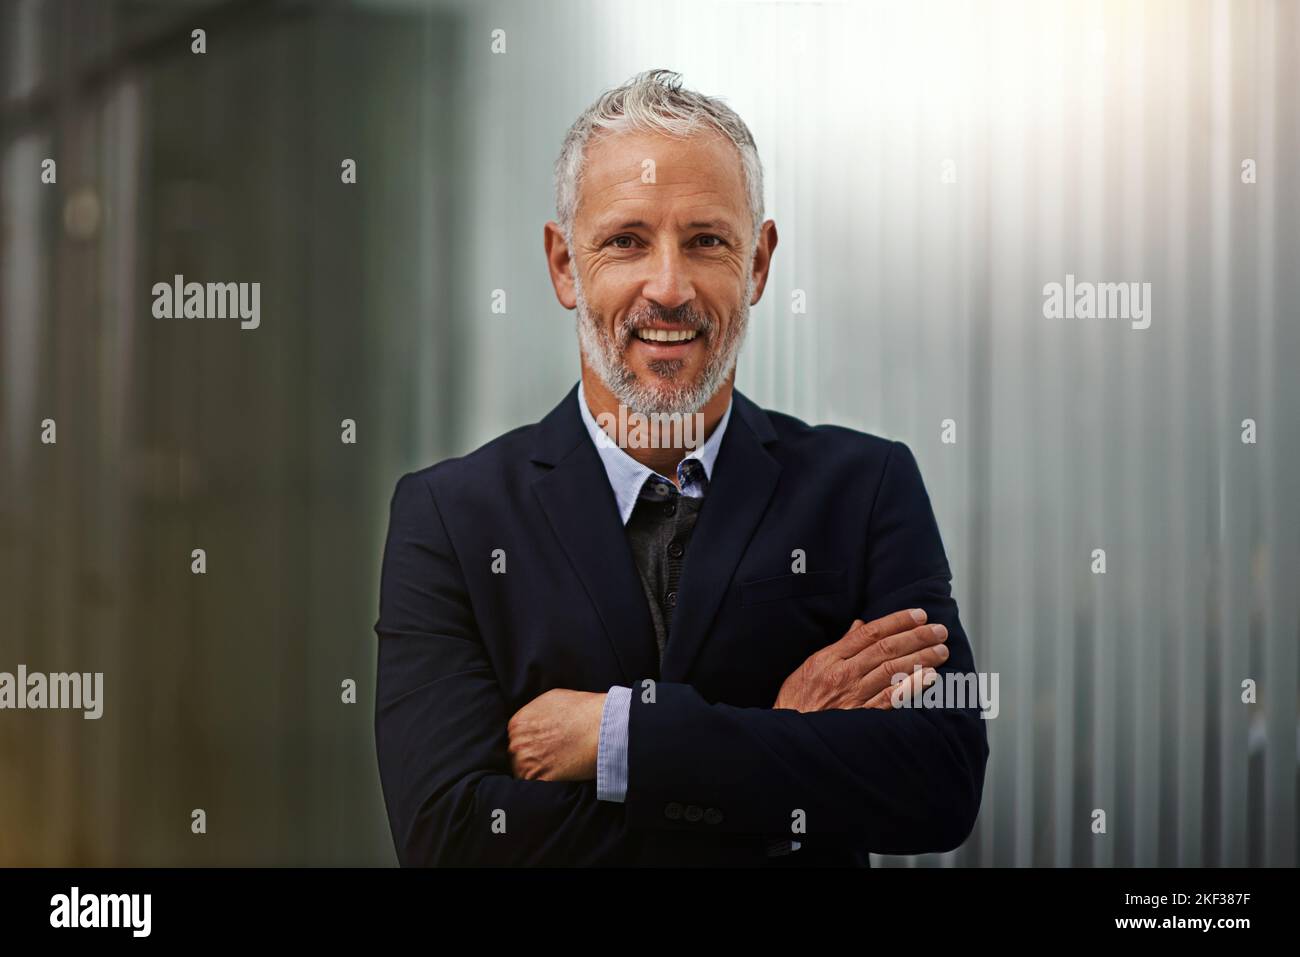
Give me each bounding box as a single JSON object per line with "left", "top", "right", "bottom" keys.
{"left": 580, "top": 364, "right": 733, "bottom": 484}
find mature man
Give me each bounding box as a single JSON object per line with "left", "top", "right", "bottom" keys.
{"left": 374, "top": 70, "right": 988, "bottom": 866}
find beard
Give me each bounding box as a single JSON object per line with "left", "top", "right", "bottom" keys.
{"left": 574, "top": 268, "right": 754, "bottom": 416}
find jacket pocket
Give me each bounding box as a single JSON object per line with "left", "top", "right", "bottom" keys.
{"left": 740, "top": 570, "right": 846, "bottom": 606}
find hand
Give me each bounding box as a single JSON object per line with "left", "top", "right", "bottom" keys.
{"left": 773, "top": 608, "right": 949, "bottom": 713}
{"left": 506, "top": 688, "right": 606, "bottom": 782}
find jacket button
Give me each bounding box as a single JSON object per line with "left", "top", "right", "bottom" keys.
{"left": 663, "top": 801, "right": 684, "bottom": 821}
{"left": 684, "top": 804, "right": 704, "bottom": 822}
{"left": 703, "top": 807, "right": 723, "bottom": 825}
{"left": 667, "top": 541, "right": 684, "bottom": 559}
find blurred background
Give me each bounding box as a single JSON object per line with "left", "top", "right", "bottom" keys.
{"left": 1, "top": 0, "right": 1297, "bottom": 866}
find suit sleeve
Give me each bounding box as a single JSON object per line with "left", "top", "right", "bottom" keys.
{"left": 624, "top": 440, "right": 990, "bottom": 855}
{"left": 374, "top": 471, "right": 634, "bottom": 866}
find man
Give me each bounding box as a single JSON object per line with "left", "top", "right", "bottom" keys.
{"left": 374, "top": 69, "right": 988, "bottom": 867}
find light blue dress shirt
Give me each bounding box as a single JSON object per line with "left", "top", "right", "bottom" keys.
{"left": 575, "top": 381, "right": 731, "bottom": 804}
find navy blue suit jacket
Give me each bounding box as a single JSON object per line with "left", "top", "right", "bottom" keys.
{"left": 374, "top": 385, "right": 989, "bottom": 866}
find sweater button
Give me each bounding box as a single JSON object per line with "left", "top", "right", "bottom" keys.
{"left": 667, "top": 541, "right": 684, "bottom": 558}
{"left": 663, "top": 802, "right": 684, "bottom": 821}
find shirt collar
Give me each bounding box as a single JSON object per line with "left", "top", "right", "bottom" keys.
{"left": 576, "top": 379, "right": 732, "bottom": 525}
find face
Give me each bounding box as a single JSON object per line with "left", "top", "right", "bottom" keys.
{"left": 549, "top": 128, "right": 774, "bottom": 415}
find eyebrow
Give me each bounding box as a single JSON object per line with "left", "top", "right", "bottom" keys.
{"left": 595, "top": 219, "right": 739, "bottom": 237}
{"left": 686, "top": 220, "right": 738, "bottom": 236}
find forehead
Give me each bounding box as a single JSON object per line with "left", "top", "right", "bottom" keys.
{"left": 576, "top": 128, "right": 748, "bottom": 226}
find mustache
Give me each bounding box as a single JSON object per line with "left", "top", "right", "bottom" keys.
{"left": 617, "top": 304, "right": 713, "bottom": 342}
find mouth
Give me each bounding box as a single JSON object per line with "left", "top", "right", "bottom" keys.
{"left": 634, "top": 327, "right": 700, "bottom": 343}
{"left": 629, "top": 325, "right": 704, "bottom": 356}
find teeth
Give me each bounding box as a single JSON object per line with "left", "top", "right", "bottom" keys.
{"left": 637, "top": 329, "right": 698, "bottom": 343}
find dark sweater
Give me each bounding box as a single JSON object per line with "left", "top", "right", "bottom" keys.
{"left": 624, "top": 480, "right": 704, "bottom": 668}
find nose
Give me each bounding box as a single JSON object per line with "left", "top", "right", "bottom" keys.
{"left": 640, "top": 244, "right": 695, "bottom": 312}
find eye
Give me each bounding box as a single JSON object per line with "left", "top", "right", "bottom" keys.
{"left": 695, "top": 234, "right": 726, "bottom": 248}
{"left": 606, "top": 235, "right": 638, "bottom": 250}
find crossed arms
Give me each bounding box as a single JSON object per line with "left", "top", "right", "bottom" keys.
{"left": 374, "top": 441, "right": 989, "bottom": 865}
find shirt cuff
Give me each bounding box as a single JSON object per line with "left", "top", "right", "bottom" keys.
{"left": 596, "top": 685, "right": 631, "bottom": 803}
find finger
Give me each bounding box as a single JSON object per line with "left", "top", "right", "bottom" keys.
{"left": 858, "top": 642, "right": 951, "bottom": 702}
{"left": 831, "top": 607, "right": 927, "bottom": 659}
{"left": 882, "top": 666, "right": 936, "bottom": 709}
{"left": 865, "top": 667, "right": 938, "bottom": 709}
{"left": 845, "top": 621, "right": 947, "bottom": 676}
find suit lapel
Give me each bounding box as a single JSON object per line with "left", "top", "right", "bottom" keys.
{"left": 660, "top": 390, "right": 781, "bottom": 681}
{"left": 530, "top": 386, "right": 659, "bottom": 685}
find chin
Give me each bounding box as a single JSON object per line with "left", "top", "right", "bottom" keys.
{"left": 633, "top": 383, "right": 708, "bottom": 416}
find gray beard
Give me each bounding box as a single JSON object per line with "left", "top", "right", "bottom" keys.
{"left": 574, "top": 269, "right": 754, "bottom": 416}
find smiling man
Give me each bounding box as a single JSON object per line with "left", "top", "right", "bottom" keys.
{"left": 374, "top": 69, "right": 989, "bottom": 867}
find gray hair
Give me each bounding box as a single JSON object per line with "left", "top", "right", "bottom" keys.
{"left": 554, "top": 69, "right": 764, "bottom": 249}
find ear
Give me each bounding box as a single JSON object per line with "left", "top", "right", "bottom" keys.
{"left": 747, "top": 219, "right": 779, "bottom": 305}
{"left": 544, "top": 221, "right": 578, "bottom": 309}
